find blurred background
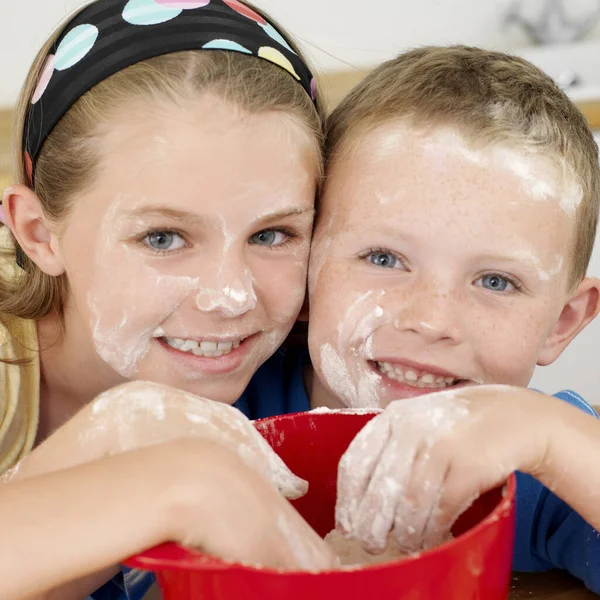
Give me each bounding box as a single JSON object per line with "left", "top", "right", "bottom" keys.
{"left": 1, "top": 0, "right": 600, "bottom": 400}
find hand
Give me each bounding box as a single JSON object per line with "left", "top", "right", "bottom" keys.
{"left": 0, "top": 438, "right": 337, "bottom": 600}
{"left": 162, "top": 438, "right": 338, "bottom": 571}
{"left": 8, "top": 381, "right": 307, "bottom": 499}
{"left": 335, "top": 385, "right": 552, "bottom": 554}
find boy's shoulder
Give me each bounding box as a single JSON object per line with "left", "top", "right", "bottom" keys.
{"left": 552, "top": 390, "right": 598, "bottom": 418}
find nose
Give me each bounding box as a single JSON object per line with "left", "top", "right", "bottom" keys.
{"left": 393, "top": 279, "right": 463, "bottom": 344}
{"left": 194, "top": 253, "right": 257, "bottom": 318}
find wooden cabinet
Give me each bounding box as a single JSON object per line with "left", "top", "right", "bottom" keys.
{"left": 0, "top": 109, "right": 11, "bottom": 193}
{"left": 1, "top": 74, "right": 599, "bottom": 195}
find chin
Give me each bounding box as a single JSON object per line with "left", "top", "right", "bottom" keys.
{"left": 174, "top": 380, "right": 245, "bottom": 405}
{"left": 130, "top": 371, "right": 245, "bottom": 406}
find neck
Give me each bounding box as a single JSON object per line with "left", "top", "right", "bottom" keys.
{"left": 305, "top": 364, "right": 346, "bottom": 410}
{"left": 36, "top": 307, "right": 125, "bottom": 445}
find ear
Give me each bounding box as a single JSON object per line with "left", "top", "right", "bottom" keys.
{"left": 537, "top": 277, "right": 600, "bottom": 366}
{"left": 2, "top": 184, "right": 65, "bottom": 276}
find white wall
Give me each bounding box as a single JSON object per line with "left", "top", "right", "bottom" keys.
{"left": 4, "top": 0, "right": 600, "bottom": 108}
{"left": 1, "top": 0, "right": 599, "bottom": 401}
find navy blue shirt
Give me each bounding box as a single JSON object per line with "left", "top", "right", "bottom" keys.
{"left": 91, "top": 351, "right": 600, "bottom": 598}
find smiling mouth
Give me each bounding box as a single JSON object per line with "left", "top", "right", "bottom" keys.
{"left": 374, "top": 361, "right": 469, "bottom": 389}
{"left": 161, "top": 336, "right": 247, "bottom": 358}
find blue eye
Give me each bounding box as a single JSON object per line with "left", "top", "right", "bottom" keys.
{"left": 368, "top": 252, "right": 398, "bottom": 269}
{"left": 477, "top": 274, "right": 514, "bottom": 292}
{"left": 249, "top": 229, "right": 288, "bottom": 246}
{"left": 143, "top": 231, "right": 185, "bottom": 252}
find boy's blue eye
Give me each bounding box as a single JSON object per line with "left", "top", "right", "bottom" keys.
{"left": 249, "top": 230, "right": 287, "bottom": 246}
{"left": 368, "top": 252, "right": 398, "bottom": 269}
{"left": 144, "top": 231, "right": 185, "bottom": 252}
{"left": 478, "top": 274, "right": 513, "bottom": 292}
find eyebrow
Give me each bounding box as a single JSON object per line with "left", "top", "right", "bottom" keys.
{"left": 475, "top": 252, "right": 543, "bottom": 268}
{"left": 121, "top": 207, "right": 212, "bottom": 226}
{"left": 120, "top": 206, "right": 315, "bottom": 226}
{"left": 258, "top": 207, "right": 315, "bottom": 226}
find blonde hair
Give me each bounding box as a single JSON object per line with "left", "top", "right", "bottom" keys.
{"left": 326, "top": 45, "right": 599, "bottom": 287}
{"left": 1, "top": 0, "right": 325, "bottom": 320}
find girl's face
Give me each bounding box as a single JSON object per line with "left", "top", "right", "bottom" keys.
{"left": 57, "top": 96, "right": 317, "bottom": 404}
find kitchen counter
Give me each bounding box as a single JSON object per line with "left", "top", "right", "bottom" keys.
{"left": 510, "top": 571, "right": 598, "bottom": 599}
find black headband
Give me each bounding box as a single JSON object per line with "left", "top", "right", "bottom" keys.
{"left": 24, "top": 0, "right": 317, "bottom": 184}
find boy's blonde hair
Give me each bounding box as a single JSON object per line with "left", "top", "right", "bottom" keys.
{"left": 1, "top": 0, "right": 325, "bottom": 321}
{"left": 326, "top": 45, "right": 599, "bottom": 288}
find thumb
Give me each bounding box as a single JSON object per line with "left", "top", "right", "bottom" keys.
{"left": 265, "top": 451, "right": 308, "bottom": 500}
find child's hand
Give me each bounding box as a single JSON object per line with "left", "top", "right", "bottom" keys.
{"left": 156, "top": 437, "right": 338, "bottom": 571}
{"left": 335, "top": 385, "right": 552, "bottom": 554}
{"left": 10, "top": 381, "right": 307, "bottom": 499}
{"left": 0, "top": 438, "right": 337, "bottom": 600}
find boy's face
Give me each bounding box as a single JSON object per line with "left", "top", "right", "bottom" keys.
{"left": 308, "top": 123, "right": 591, "bottom": 409}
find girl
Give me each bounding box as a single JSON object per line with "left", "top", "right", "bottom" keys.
{"left": 0, "top": 0, "right": 335, "bottom": 598}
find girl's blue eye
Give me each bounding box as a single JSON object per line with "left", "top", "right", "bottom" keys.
{"left": 368, "top": 252, "right": 398, "bottom": 269}
{"left": 249, "top": 230, "right": 287, "bottom": 246}
{"left": 144, "top": 231, "right": 185, "bottom": 252}
{"left": 477, "top": 274, "right": 514, "bottom": 292}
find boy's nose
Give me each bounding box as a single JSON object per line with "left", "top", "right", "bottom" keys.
{"left": 392, "top": 282, "right": 463, "bottom": 343}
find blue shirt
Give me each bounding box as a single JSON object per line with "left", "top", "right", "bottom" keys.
{"left": 91, "top": 350, "right": 600, "bottom": 598}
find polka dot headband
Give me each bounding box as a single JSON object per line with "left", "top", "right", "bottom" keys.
{"left": 24, "top": 0, "right": 317, "bottom": 185}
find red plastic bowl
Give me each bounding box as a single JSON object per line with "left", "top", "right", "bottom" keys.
{"left": 127, "top": 411, "right": 516, "bottom": 599}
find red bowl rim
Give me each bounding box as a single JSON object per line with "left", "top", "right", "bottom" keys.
{"left": 125, "top": 411, "right": 517, "bottom": 576}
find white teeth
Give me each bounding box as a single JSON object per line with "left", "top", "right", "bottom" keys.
{"left": 165, "top": 338, "right": 187, "bottom": 350}
{"left": 181, "top": 340, "right": 198, "bottom": 352}
{"left": 405, "top": 370, "right": 418, "bottom": 382}
{"left": 163, "top": 337, "right": 245, "bottom": 357}
{"left": 376, "top": 362, "right": 459, "bottom": 389}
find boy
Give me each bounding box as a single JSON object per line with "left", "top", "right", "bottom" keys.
{"left": 304, "top": 46, "right": 600, "bottom": 589}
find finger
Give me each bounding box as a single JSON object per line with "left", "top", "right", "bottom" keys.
{"left": 392, "top": 440, "right": 449, "bottom": 553}
{"left": 335, "top": 414, "right": 392, "bottom": 535}
{"left": 229, "top": 432, "right": 309, "bottom": 500}
{"left": 236, "top": 423, "right": 309, "bottom": 499}
{"left": 176, "top": 400, "right": 309, "bottom": 499}
{"left": 353, "top": 427, "right": 419, "bottom": 553}
{"left": 275, "top": 504, "right": 340, "bottom": 571}
{"left": 420, "top": 460, "right": 485, "bottom": 549}
{"left": 268, "top": 456, "right": 309, "bottom": 500}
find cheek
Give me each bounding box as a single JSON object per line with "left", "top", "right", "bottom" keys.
{"left": 254, "top": 254, "right": 309, "bottom": 320}
{"left": 310, "top": 270, "right": 378, "bottom": 354}
{"left": 86, "top": 248, "right": 199, "bottom": 366}
{"left": 87, "top": 247, "right": 185, "bottom": 322}
{"left": 470, "top": 303, "right": 552, "bottom": 379}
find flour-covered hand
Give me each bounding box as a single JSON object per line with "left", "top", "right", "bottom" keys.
{"left": 335, "top": 385, "right": 551, "bottom": 554}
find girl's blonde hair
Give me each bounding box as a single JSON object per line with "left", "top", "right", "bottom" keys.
{"left": 2, "top": 0, "right": 324, "bottom": 320}
{"left": 326, "top": 46, "right": 599, "bottom": 288}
